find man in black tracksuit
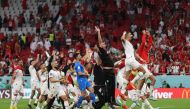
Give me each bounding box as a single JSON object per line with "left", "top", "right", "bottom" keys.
{"left": 94, "top": 26, "right": 118, "bottom": 108}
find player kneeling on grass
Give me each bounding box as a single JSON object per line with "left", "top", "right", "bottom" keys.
{"left": 41, "top": 60, "right": 72, "bottom": 109}
{"left": 10, "top": 59, "right": 24, "bottom": 109}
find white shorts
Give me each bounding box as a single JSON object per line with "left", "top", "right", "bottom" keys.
{"left": 142, "top": 64, "right": 153, "bottom": 78}
{"left": 48, "top": 86, "right": 66, "bottom": 98}
{"left": 67, "top": 84, "right": 76, "bottom": 93}
{"left": 40, "top": 82, "right": 49, "bottom": 95}
{"left": 125, "top": 58, "right": 141, "bottom": 72}
{"left": 128, "top": 90, "right": 140, "bottom": 102}
{"left": 12, "top": 83, "right": 24, "bottom": 95}
{"left": 31, "top": 80, "right": 40, "bottom": 90}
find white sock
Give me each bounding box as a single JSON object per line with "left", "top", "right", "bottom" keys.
{"left": 29, "top": 99, "right": 32, "bottom": 105}
{"left": 129, "top": 103, "right": 137, "bottom": 109}
{"left": 11, "top": 95, "right": 17, "bottom": 107}
{"left": 144, "top": 99, "right": 153, "bottom": 109}
{"left": 141, "top": 102, "right": 145, "bottom": 109}
{"left": 64, "top": 100, "right": 69, "bottom": 109}
{"left": 15, "top": 95, "right": 22, "bottom": 105}
{"left": 150, "top": 85, "right": 154, "bottom": 94}
{"left": 35, "top": 98, "right": 38, "bottom": 104}
{"left": 41, "top": 101, "right": 47, "bottom": 109}
{"left": 131, "top": 72, "right": 144, "bottom": 84}
{"left": 36, "top": 102, "right": 41, "bottom": 108}
{"left": 116, "top": 96, "right": 123, "bottom": 106}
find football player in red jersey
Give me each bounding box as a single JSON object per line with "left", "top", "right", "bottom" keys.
{"left": 136, "top": 30, "right": 156, "bottom": 100}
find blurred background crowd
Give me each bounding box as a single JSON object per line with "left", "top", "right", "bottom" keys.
{"left": 0, "top": 0, "right": 190, "bottom": 76}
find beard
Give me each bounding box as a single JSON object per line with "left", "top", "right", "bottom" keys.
{"left": 54, "top": 64, "right": 61, "bottom": 70}
{"left": 54, "top": 66, "right": 59, "bottom": 70}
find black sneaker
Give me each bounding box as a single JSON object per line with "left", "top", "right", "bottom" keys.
{"left": 28, "top": 104, "right": 32, "bottom": 109}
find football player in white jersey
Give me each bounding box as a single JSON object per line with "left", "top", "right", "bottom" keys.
{"left": 64, "top": 63, "right": 79, "bottom": 106}
{"left": 28, "top": 54, "right": 41, "bottom": 108}
{"left": 121, "top": 31, "right": 148, "bottom": 92}
{"left": 36, "top": 51, "right": 51, "bottom": 109}
{"left": 35, "top": 63, "right": 49, "bottom": 109}
{"left": 41, "top": 60, "right": 72, "bottom": 109}
{"left": 10, "top": 59, "right": 24, "bottom": 109}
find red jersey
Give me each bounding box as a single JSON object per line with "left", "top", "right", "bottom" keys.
{"left": 137, "top": 33, "right": 153, "bottom": 64}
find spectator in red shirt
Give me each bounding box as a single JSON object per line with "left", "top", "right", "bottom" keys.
{"left": 160, "top": 63, "right": 166, "bottom": 75}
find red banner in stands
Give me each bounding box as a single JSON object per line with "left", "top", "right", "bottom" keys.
{"left": 152, "top": 88, "right": 190, "bottom": 99}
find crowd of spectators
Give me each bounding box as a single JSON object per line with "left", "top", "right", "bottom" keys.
{"left": 0, "top": 0, "right": 190, "bottom": 76}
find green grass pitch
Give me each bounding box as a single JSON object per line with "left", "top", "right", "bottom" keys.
{"left": 0, "top": 99, "right": 190, "bottom": 109}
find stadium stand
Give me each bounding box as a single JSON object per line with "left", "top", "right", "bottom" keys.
{"left": 0, "top": 0, "right": 190, "bottom": 77}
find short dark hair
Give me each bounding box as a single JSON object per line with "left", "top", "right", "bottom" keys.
{"left": 30, "top": 59, "right": 34, "bottom": 65}
{"left": 73, "top": 53, "right": 80, "bottom": 59}
{"left": 69, "top": 63, "right": 75, "bottom": 69}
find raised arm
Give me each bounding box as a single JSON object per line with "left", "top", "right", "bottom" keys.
{"left": 121, "top": 31, "right": 127, "bottom": 41}
{"left": 32, "top": 54, "right": 40, "bottom": 66}
{"left": 121, "top": 31, "right": 127, "bottom": 49}
{"left": 95, "top": 26, "right": 103, "bottom": 45}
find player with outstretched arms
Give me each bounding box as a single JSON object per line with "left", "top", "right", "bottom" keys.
{"left": 35, "top": 51, "right": 51, "bottom": 109}
{"left": 120, "top": 31, "right": 147, "bottom": 96}
{"left": 35, "top": 63, "right": 49, "bottom": 109}
{"left": 10, "top": 59, "right": 24, "bottom": 109}
{"left": 28, "top": 54, "right": 41, "bottom": 109}
{"left": 136, "top": 30, "right": 156, "bottom": 100}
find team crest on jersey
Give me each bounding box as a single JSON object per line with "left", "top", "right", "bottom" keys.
{"left": 77, "top": 66, "right": 81, "bottom": 70}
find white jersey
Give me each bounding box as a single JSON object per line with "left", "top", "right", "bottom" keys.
{"left": 13, "top": 69, "right": 23, "bottom": 85}
{"left": 29, "top": 65, "right": 38, "bottom": 82}
{"left": 38, "top": 70, "right": 48, "bottom": 84}
{"left": 122, "top": 40, "right": 135, "bottom": 59}
{"left": 122, "top": 40, "right": 142, "bottom": 70}
{"left": 49, "top": 69, "right": 62, "bottom": 89}
{"left": 38, "top": 69, "right": 49, "bottom": 95}
{"left": 117, "top": 67, "right": 126, "bottom": 77}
